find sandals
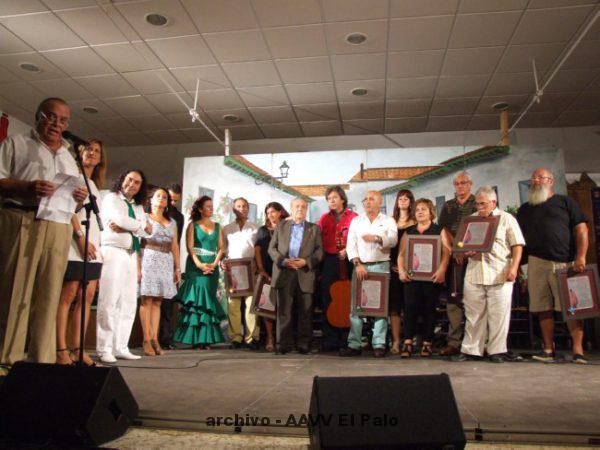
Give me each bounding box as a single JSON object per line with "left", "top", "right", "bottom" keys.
{"left": 390, "top": 342, "right": 401, "bottom": 355}
{"left": 70, "top": 347, "right": 101, "bottom": 367}
{"left": 143, "top": 340, "right": 156, "bottom": 356}
{"left": 151, "top": 339, "right": 165, "bottom": 356}
{"left": 400, "top": 342, "right": 413, "bottom": 358}
{"left": 56, "top": 348, "right": 73, "bottom": 365}
{"left": 421, "top": 343, "right": 433, "bottom": 357}
{"left": 266, "top": 337, "right": 275, "bottom": 352}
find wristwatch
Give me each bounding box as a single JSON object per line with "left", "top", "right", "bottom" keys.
{"left": 353, "top": 259, "right": 361, "bottom": 266}
{"left": 74, "top": 229, "right": 84, "bottom": 238}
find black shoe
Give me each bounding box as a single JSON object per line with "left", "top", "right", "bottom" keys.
{"left": 373, "top": 348, "right": 386, "bottom": 358}
{"left": 161, "top": 342, "right": 175, "bottom": 350}
{"left": 275, "top": 346, "right": 289, "bottom": 355}
{"left": 229, "top": 341, "right": 242, "bottom": 349}
{"left": 573, "top": 354, "right": 588, "bottom": 365}
{"left": 339, "top": 347, "right": 361, "bottom": 357}
{"left": 297, "top": 347, "right": 310, "bottom": 355}
{"left": 453, "top": 353, "right": 481, "bottom": 362}
{"left": 531, "top": 349, "right": 556, "bottom": 363}
{"left": 488, "top": 353, "right": 508, "bottom": 363}
{"left": 248, "top": 341, "right": 260, "bottom": 351}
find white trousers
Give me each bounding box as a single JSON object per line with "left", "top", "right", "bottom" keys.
{"left": 96, "top": 246, "right": 138, "bottom": 356}
{"left": 461, "top": 280, "right": 513, "bottom": 357}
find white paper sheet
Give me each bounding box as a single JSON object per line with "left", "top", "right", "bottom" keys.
{"left": 412, "top": 243, "right": 433, "bottom": 273}
{"left": 36, "top": 172, "right": 82, "bottom": 224}
{"left": 567, "top": 275, "right": 594, "bottom": 310}
{"left": 258, "top": 283, "right": 275, "bottom": 311}
{"left": 230, "top": 265, "right": 249, "bottom": 291}
{"left": 360, "top": 279, "right": 381, "bottom": 309}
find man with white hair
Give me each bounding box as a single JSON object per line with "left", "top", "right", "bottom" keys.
{"left": 269, "top": 198, "right": 323, "bottom": 354}
{"left": 339, "top": 190, "right": 398, "bottom": 358}
{"left": 438, "top": 170, "right": 477, "bottom": 356}
{"left": 457, "top": 186, "right": 525, "bottom": 363}
{"left": 517, "top": 168, "right": 589, "bottom": 364}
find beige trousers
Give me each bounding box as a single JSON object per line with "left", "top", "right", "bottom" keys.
{"left": 227, "top": 296, "right": 259, "bottom": 344}
{"left": 0, "top": 209, "right": 71, "bottom": 365}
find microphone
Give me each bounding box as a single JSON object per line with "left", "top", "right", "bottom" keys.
{"left": 62, "top": 131, "right": 89, "bottom": 148}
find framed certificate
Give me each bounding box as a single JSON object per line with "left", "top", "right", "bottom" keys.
{"left": 250, "top": 274, "right": 276, "bottom": 320}
{"left": 452, "top": 215, "right": 500, "bottom": 253}
{"left": 224, "top": 257, "right": 255, "bottom": 298}
{"left": 556, "top": 264, "right": 600, "bottom": 321}
{"left": 405, "top": 235, "right": 441, "bottom": 282}
{"left": 351, "top": 272, "right": 390, "bottom": 318}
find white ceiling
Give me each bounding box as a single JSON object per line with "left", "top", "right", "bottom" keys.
{"left": 0, "top": 0, "right": 599, "bottom": 147}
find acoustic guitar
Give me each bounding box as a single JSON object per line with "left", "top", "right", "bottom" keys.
{"left": 326, "top": 230, "right": 351, "bottom": 328}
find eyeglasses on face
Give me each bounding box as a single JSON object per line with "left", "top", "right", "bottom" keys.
{"left": 39, "top": 111, "right": 69, "bottom": 127}
{"left": 530, "top": 176, "right": 553, "bottom": 182}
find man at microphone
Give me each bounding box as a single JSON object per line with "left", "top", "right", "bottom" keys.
{"left": 0, "top": 97, "right": 87, "bottom": 371}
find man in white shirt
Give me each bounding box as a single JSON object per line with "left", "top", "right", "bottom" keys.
{"left": 0, "top": 97, "right": 88, "bottom": 368}
{"left": 339, "top": 191, "right": 398, "bottom": 358}
{"left": 96, "top": 169, "right": 151, "bottom": 363}
{"left": 457, "top": 186, "right": 525, "bottom": 363}
{"left": 222, "top": 197, "right": 259, "bottom": 349}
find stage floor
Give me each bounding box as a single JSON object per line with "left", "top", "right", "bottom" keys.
{"left": 113, "top": 347, "right": 600, "bottom": 445}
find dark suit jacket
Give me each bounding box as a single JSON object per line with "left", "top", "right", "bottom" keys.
{"left": 268, "top": 220, "right": 323, "bottom": 294}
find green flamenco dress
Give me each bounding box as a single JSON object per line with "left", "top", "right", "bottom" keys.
{"left": 173, "top": 223, "right": 226, "bottom": 345}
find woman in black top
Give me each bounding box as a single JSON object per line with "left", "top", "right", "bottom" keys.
{"left": 397, "top": 199, "right": 451, "bottom": 357}
{"left": 389, "top": 189, "right": 416, "bottom": 355}
{"left": 254, "top": 202, "right": 289, "bottom": 352}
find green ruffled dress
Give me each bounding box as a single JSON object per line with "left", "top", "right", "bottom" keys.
{"left": 173, "top": 223, "right": 226, "bottom": 345}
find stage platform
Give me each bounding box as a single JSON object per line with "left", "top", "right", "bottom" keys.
{"left": 109, "top": 346, "right": 600, "bottom": 446}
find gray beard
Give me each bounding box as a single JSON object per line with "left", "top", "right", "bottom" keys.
{"left": 528, "top": 185, "right": 550, "bottom": 205}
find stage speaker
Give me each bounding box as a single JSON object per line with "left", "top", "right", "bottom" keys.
{"left": 309, "top": 373, "right": 465, "bottom": 450}
{"left": 0, "top": 361, "right": 138, "bottom": 446}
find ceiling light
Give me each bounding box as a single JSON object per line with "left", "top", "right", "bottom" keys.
{"left": 83, "top": 106, "right": 99, "bottom": 114}
{"left": 345, "top": 32, "right": 368, "bottom": 45}
{"left": 222, "top": 114, "right": 240, "bottom": 123}
{"left": 145, "top": 13, "right": 168, "bottom": 26}
{"left": 19, "top": 62, "right": 41, "bottom": 73}
{"left": 351, "top": 88, "right": 368, "bottom": 97}
{"left": 492, "top": 101, "right": 510, "bottom": 111}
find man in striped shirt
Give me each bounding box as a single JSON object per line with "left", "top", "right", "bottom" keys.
{"left": 457, "top": 186, "right": 525, "bottom": 363}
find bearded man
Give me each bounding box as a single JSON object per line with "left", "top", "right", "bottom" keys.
{"left": 517, "top": 168, "right": 589, "bottom": 364}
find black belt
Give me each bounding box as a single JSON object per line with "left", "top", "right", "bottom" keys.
{"left": 3, "top": 202, "right": 38, "bottom": 212}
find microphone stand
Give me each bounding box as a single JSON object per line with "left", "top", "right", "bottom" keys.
{"left": 71, "top": 143, "right": 103, "bottom": 367}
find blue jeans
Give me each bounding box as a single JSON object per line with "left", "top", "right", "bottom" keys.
{"left": 347, "top": 261, "right": 390, "bottom": 350}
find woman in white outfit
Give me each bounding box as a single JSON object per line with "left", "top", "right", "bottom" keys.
{"left": 96, "top": 169, "right": 151, "bottom": 364}
{"left": 56, "top": 139, "right": 107, "bottom": 366}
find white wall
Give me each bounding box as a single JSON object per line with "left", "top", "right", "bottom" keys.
{"left": 1, "top": 111, "right": 32, "bottom": 136}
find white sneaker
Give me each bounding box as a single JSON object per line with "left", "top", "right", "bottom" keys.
{"left": 115, "top": 350, "right": 142, "bottom": 360}
{"left": 99, "top": 353, "right": 117, "bottom": 363}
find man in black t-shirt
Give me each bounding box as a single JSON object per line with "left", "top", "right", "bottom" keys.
{"left": 517, "top": 168, "right": 589, "bottom": 364}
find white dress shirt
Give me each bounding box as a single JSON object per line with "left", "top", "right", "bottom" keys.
{"left": 346, "top": 212, "right": 398, "bottom": 263}
{"left": 100, "top": 191, "right": 148, "bottom": 250}
{"left": 223, "top": 220, "right": 258, "bottom": 258}
{"left": 0, "top": 130, "right": 79, "bottom": 209}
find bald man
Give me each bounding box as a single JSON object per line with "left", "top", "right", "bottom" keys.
{"left": 517, "top": 168, "right": 589, "bottom": 364}
{"left": 340, "top": 191, "right": 397, "bottom": 358}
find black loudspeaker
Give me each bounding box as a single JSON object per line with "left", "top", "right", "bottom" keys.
{"left": 0, "top": 362, "right": 138, "bottom": 446}
{"left": 309, "top": 374, "right": 466, "bottom": 450}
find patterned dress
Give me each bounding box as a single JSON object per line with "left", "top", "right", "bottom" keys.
{"left": 140, "top": 216, "right": 177, "bottom": 298}
{"left": 173, "top": 222, "right": 226, "bottom": 345}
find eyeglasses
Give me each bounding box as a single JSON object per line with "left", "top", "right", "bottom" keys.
{"left": 453, "top": 181, "right": 471, "bottom": 186}
{"left": 39, "top": 111, "right": 69, "bottom": 127}
{"left": 530, "top": 176, "right": 553, "bottom": 182}
{"left": 475, "top": 201, "right": 493, "bottom": 207}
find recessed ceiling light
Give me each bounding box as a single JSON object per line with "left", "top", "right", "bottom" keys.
{"left": 492, "top": 101, "right": 510, "bottom": 111}
{"left": 145, "top": 13, "right": 168, "bottom": 26}
{"left": 351, "top": 87, "right": 368, "bottom": 96}
{"left": 345, "top": 32, "right": 368, "bottom": 45}
{"left": 83, "top": 106, "right": 99, "bottom": 114}
{"left": 19, "top": 62, "right": 41, "bottom": 73}
{"left": 222, "top": 114, "right": 240, "bottom": 123}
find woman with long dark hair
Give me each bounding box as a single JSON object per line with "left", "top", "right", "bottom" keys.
{"left": 254, "top": 202, "right": 289, "bottom": 351}
{"left": 389, "top": 189, "right": 416, "bottom": 355}
{"left": 56, "top": 139, "right": 107, "bottom": 365}
{"left": 139, "top": 187, "right": 181, "bottom": 356}
{"left": 173, "top": 196, "right": 226, "bottom": 348}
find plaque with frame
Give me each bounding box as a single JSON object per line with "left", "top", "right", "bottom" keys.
{"left": 556, "top": 264, "right": 600, "bottom": 321}
{"left": 452, "top": 215, "right": 500, "bottom": 253}
{"left": 224, "top": 257, "right": 255, "bottom": 298}
{"left": 405, "top": 235, "right": 442, "bottom": 282}
{"left": 250, "top": 274, "right": 277, "bottom": 320}
{"left": 351, "top": 272, "right": 390, "bottom": 318}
